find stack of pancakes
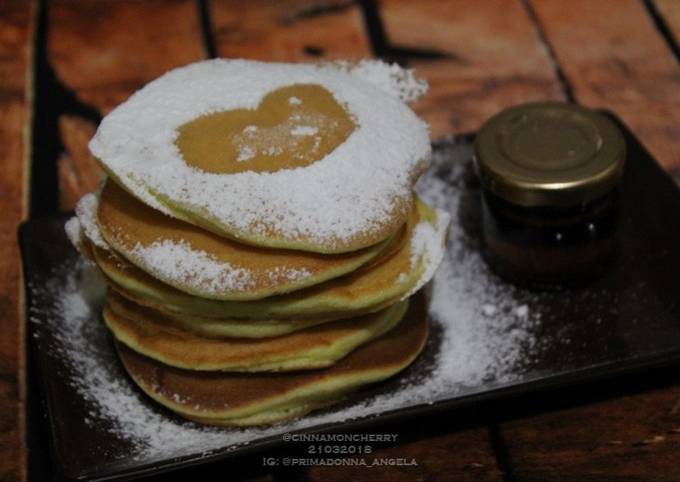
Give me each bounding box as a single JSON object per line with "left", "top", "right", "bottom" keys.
{"left": 66, "top": 60, "right": 449, "bottom": 426}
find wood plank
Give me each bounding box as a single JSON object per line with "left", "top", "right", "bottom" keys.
{"left": 48, "top": 0, "right": 206, "bottom": 209}
{"left": 0, "top": 1, "right": 35, "bottom": 481}
{"left": 49, "top": 0, "right": 206, "bottom": 114}
{"left": 528, "top": 0, "right": 680, "bottom": 172}
{"left": 379, "top": 0, "right": 565, "bottom": 137}
{"left": 653, "top": 0, "right": 680, "bottom": 47}
{"left": 500, "top": 382, "right": 680, "bottom": 481}
{"left": 57, "top": 115, "right": 100, "bottom": 209}
{"left": 210, "top": 0, "right": 371, "bottom": 61}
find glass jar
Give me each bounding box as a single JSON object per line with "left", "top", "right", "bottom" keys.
{"left": 474, "top": 102, "right": 626, "bottom": 287}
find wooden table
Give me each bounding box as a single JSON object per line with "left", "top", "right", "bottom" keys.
{"left": 2, "top": 1, "right": 680, "bottom": 480}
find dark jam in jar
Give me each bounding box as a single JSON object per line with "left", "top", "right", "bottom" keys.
{"left": 474, "top": 102, "right": 625, "bottom": 288}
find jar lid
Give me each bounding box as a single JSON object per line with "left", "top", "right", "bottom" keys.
{"left": 474, "top": 102, "right": 625, "bottom": 207}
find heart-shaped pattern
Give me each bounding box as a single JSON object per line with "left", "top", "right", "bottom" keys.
{"left": 176, "top": 84, "right": 356, "bottom": 174}
{"left": 91, "top": 60, "right": 431, "bottom": 253}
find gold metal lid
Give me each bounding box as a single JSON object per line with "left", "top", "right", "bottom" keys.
{"left": 474, "top": 102, "right": 625, "bottom": 207}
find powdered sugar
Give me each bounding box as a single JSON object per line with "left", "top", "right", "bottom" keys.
{"left": 89, "top": 59, "right": 431, "bottom": 250}
{"left": 290, "top": 125, "right": 318, "bottom": 136}
{"left": 102, "top": 236, "right": 317, "bottom": 298}
{"left": 230, "top": 109, "right": 332, "bottom": 164}
{"left": 266, "top": 265, "right": 313, "bottom": 283}
{"left": 415, "top": 140, "right": 540, "bottom": 387}
{"left": 333, "top": 59, "right": 429, "bottom": 103}
{"left": 236, "top": 146, "right": 255, "bottom": 162}
{"left": 130, "top": 238, "right": 314, "bottom": 296}
{"left": 64, "top": 217, "right": 82, "bottom": 250}
{"left": 29, "top": 267, "right": 238, "bottom": 458}
{"left": 402, "top": 210, "right": 450, "bottom": 300}
{"left": 67, "top": 190, "right": 316, "bottom": 297}
{"left": 130, "top": 239, "right": 255, "bottom": 295}
{"left": 74, "top": 193, "right": 108, "bottom": 250}
{"left": 35, "top": 139, "right": 541, "bottom": 464}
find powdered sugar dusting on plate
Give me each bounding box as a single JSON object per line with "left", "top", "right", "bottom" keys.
{"left": 29, "top": 267, "right": 238, "bottom": 457}
{"left": 415, "top": 140, "right": 540, "bottom": 387}
{"left": 34, "top": 139, "right": 540, "bottom": 462}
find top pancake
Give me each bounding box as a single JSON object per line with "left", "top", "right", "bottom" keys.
{"left": 90, "top": 59, "right": 431, "bottom": 253}
{"left": 97, "top": 179, "right": 398, "bottom": 301}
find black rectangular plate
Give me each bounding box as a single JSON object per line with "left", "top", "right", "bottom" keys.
{"left": 20, "top": 114, "right": 680, "bottom": 481}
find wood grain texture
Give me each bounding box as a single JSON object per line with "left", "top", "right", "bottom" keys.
{"left": 210, "top": 0, "right": 371, "bottom": 61}
{"left": 0, "top": 1, "right": 35, "bottom": 481}
{"left": 653, "top": 0, "right": 680, "bottom": 46}
{"left": 57, "top": 115, "right": 100, "bottom": 210}
{"left": 379, "top": 0, "right": 564, "bottom": 138}
{"left": 500, "top": 384, "right": 680, "bottom": 481}
{"left": 48, "top": 0, "right": 206, "bottom": 208}
{"left": 18, "top": 2, "right": 680, "bottom": 481}
{"left": 48, "top": 0, "right": 206, "bottom": 114}
{"left": 529, "top": 0, "right": 680, "bottom": 172}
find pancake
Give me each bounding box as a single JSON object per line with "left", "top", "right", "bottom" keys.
{"left": 97, "top": 180, "right": 399, "bottom": 301}
{"left": 186, "top": 392, "right": 351, "bottom": 427}
{"left": 90, "top": 60, "right": 431, "bottom": 254}
{"left": 104, "top": 292, "right": 408, "bottom": 372}
{"left": 116, "top": 292, "right": 428, "bottom": 426}
{"left": 105, "top": 290, "right": 333, "bottom": 339}
{"left": 91, "top": 198, "right": 447, "bottom": 320}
